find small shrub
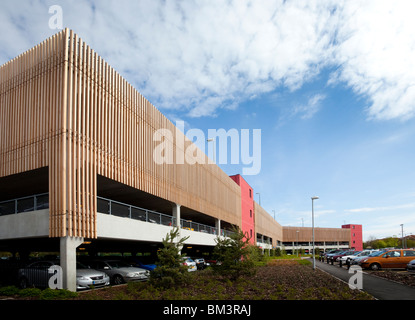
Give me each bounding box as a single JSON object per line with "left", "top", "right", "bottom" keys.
{"left": 0, "top": 286, "right": 20, "bottom": 296}
{"left": 212, "top": 227, "right": 257, "bottom": 280}
{"left": 39, "top": 288, "right": 77, "bottom": 300}
{"left": 18, "top": 288, "right": 42, "bottom": 298}
{"left": 150, "top": 228, "right": 190, "bottom": 289}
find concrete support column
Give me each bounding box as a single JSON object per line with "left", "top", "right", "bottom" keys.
{"left": 172, "top": 203, "right": 182, "bottom": 254}
{"left": 172, "top": 203, "right": 181, "bottom": 229}
{"left": 60, "top": 236, "right": 83, "bottom": 292}
{"left": 215, "top": 219, "right": 221, "bottom": 236}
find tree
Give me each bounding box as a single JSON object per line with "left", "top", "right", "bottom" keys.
{"left": 150, "top": 228, "right": 190, "bottom": 289}
{"left": 212, "top": 227, "right": 257, "bottom": 280}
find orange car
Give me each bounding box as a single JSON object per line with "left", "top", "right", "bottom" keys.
{"left": 359, "top": 249, "right": 415, "bottom": 270}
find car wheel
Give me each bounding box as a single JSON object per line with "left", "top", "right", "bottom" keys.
{"left": 370, "top": 263, "right": 381, "bottom": 271}
{"left": 113, "top": 275, "right": 124, "bottom": 285}
{"left": 19, "top": 277, "right": 28, "bottom": 289}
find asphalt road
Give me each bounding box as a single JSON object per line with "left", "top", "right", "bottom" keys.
{"left": 311, "top": 258, "right": 415, "bottom": 300}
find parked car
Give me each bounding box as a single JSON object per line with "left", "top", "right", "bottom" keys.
{"left": 350, "top": 250, "right": 384, "bottom": 266}
{"left": 182, "top": 257, "right": 197, "bottom": 272}
{"left": 324, "top": 250, "right": 346, "bottom": 263}
{"left": 83, "top": 259, "right": 150, "bottom": 284}
{"left": 407, "top": 259, "right": 415, "bottom": 272}
{"left": 17, "top": 260, "right": 110, "bottom": 290}
{"left": 129, "top": 258, "right": 157, "bottom": 271}
{"left": 328, "top": 250, "right": 355, "bottom": 265}
{"left": 359, "top": 249, "right": 415, "bottom": 270}
{"left": 340, "top": 250, "right": 374, "bottom": 266}
{"left": 191, "top": 257, "right": 208, "bottom": 270}
{"left": 339, "top": 251, "right": 362, "bottom": 265}
{"left": 76, "top": 262, "right": 110, "bottom": 290}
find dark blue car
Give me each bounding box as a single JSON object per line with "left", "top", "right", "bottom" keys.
{"left": 131, "top": 258, "right": 157, "bottom": 271}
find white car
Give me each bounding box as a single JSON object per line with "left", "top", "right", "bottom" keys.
{"left": 182, "top": 257, "right": 197, "bottom": 272}
{"left": 340, "top": 250, "right": 373, "bottom": 265}
{"left": 350, "top": 250, "right": 384, "bottom": 266}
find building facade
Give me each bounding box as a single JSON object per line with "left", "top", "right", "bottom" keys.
{"left": 282, "top": 226, "right": 352, "bottom": 253}
{"left": 230, "top": 174, "right": 256, "bottom": 244}
{"left": 0, "top": 30, "right": 362, "bottom": 290}
{"left": 342, "top": 224, "right": 363, "bottom": 251}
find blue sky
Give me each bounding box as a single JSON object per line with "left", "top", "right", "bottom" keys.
{"left": 1, "top": 0, "right": 415, "bottom": 240}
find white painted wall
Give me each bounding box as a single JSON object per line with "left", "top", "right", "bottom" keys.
{"left": 0, "top": 210, "right": 49, "bottom": 239}
{"left": 96, "top": 212, "right": 219, "bottom": 246}
{"left": 0, "top": 210, "right": 221, "bottom": 247}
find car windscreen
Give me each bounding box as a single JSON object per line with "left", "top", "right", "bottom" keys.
{"left": 107, "top": 261, "right": 131, "bottom": 268}
{"left": 76, "top": 262, "right": 89, "bottom": 269}
{"left": 369, "top": 251, "right": 385, "bottom": 257}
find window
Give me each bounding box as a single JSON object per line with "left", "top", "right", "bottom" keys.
{"left": 250, "top": 209, "right": 252, "bottom": 218}
{"left": 250, "top": 229, "right": 252, "bottom": 238}
{"left": 384, "top": 251, "right": 400, "bottom": 258}
{"left": 404, "top": 250, "right": 415, "bottom": 257}
{"left": 249, "top": 189, "right": 252, "bottom": 198}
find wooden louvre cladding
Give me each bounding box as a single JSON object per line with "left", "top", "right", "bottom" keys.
{"left": 283, "top": 226, "right": 351, "bottom": 242}
{"left": 0, "top": 29, "right": 241, "bottom": 238}
{"left": 254, "top": 201, "right": 283, "bottom": 246}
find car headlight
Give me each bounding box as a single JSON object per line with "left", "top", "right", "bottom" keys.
{"left": 362, "top": 259, "right": 368, "bottom": 263}
{"left": 77, "top": 276, "right": 88, "bottom": 280}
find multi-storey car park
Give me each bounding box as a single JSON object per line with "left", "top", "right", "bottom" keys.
{"left": 0, "top": 29, "right": 362, "bottom": 291}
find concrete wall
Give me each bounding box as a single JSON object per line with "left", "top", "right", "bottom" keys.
{"left": 0, "top": 210, "right": 49, "bottom": 240}
{"left": 96, "top": 213, "right": 219, "bottom": 246}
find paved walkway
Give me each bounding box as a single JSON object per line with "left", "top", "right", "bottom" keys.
{"left": 312, "top": 259, "right": 415, "bottom": 300}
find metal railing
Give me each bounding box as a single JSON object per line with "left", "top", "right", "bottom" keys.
{"left": 0, "top": 193, "right": 233, "bottom": 237}
{"left": 0, "top": 193, "right": 49, "bottom": 216}
{"left": 97, "top": 196, "right": 233, "bottom": 237}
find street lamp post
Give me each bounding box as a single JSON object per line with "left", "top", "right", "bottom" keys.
{"left": 207, "top": 138, "right": 215, "bottom": 164}
{"left": 256, "top": 192, "right": 261, "bottom": 206}
{"left": 311, "top": 196, "right": 319, "bottom": 270}
{"left": 296, "top": 230, "right": 299, "bottom": 257}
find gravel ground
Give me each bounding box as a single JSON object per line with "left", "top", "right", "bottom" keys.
{"left": 73, "top": 262, "right": 375, "bottom": 300}
{"left": 364, "top": 269, "right": 415, "bottom": 287}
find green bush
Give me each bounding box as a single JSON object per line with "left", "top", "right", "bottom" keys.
{"left": 0, "top": 286, "right": 20, "bottom": 296}
{"left": 39, "top": 288, "right": 77, "bottom": 300}
{"left": 18, "top": 288, "right": 42, "bottom": 298}
{"left": 150, "top": 228, "right": 190, "bottom": 289}
{"left": 212, "top": 227, "right": 257, "bottom": 280}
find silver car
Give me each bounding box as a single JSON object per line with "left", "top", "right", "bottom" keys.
{"left": 76, "top": 262, "right": 110, "bottom": 290}
{"left": 84, "top": 259, "right": 150, "bottom": 284}
{"left": 182, "top": 257, "right": 197, "bottom": 272}
{"left": 17, "top": 260, "right": 110, "bottom": 290}
{"left": 407, "top": 259, "right": 415, "bottom": 272}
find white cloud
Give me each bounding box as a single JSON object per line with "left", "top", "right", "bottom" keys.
{"left": 293, "top": 94, "right": 326, "bottom": 119}
{"left": 345, "top": 202, "right": 415, "bottom": 213}
{"left": 2, "top": 1, "right": 415, "bottom": 121}
{"left": 331, "top": 0, "right": 415, "bottom": 121}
